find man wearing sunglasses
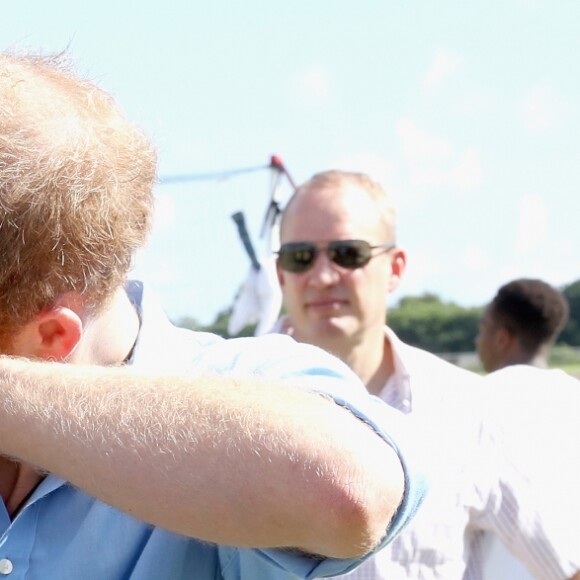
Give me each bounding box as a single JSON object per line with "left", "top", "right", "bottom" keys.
{"left": 275, "top": 170, "right": 579, "bottom": 580}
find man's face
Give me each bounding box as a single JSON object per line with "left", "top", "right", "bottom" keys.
{"left": 277, "top": 183, "right": 401, "bottom": 350}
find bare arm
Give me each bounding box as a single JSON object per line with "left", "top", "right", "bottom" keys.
{"left": 0, "top": 357, "right": 404, "bottom": 558}
{"left": 569, "top": 572, "right": 580, "bottom": 580}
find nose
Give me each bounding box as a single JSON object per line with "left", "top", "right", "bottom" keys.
{"left": 306, "top": 251, "right": 341, "bottom": 288}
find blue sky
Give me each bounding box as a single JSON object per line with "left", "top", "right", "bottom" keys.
{"left": 4, "top": 1, "right": 580, "bottom": 324}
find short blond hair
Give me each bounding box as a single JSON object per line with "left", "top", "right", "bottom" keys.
{"left": 281, "top": 170, "right": 397, "bottom": 240}
{"left": 0, "top": 51, "right": 156, "bottom": 342}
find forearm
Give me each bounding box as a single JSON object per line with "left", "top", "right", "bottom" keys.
{"left": 0, "top": 357, "right": 404, "bottom": 557}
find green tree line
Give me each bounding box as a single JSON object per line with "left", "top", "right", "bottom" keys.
{"left": 176, "top": 279, "right": 580, "bottom": 354}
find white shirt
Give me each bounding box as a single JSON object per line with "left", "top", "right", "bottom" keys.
{"left": 327, "top": 328, "right": 577, "bottom": 580}
{"left": 480, "top": 365, "right": 580, "bottom": 580}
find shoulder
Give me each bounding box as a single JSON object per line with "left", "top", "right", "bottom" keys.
{"left": 484, "top": 365, "right": 580, "bottom": 432}
{"left": 388, "top": 327, "right": 482, "bottom": 387}
{"left": 190, "top": 334, "right": 367, "bottom": 392}
{"left": 485, "top": 365, "right": 579, "bottom": 392}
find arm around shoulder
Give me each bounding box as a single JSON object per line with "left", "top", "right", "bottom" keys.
{"left": 0, "top": 356, "right": 415, "bottom": 558}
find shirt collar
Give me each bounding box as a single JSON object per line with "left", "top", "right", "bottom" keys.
{"left": 382, "top": 326, "right": 413, "bottom": 413}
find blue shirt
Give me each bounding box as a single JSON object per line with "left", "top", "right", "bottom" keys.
{"left": 0, "top": 282, "right": 426, "bottom": 579}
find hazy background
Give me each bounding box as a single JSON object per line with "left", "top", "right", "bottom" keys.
{"left": 4, "top": 1, "right": 579, "bottom": 324}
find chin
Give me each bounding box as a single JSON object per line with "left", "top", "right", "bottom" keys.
{"left": 308, "top": 318, "right": 354, "bottom": 342}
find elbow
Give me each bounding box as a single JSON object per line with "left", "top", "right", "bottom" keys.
{"left": 339, "top": 447, "right": 405, "bottom": 559}
{"left": 313, "top": 442, "right": 406, "bottom": 559}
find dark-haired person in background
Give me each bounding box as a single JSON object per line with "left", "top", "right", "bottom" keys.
{"left": 476, "top": 279, "right": 578, "bottom": 580}
{"left": 476, "top": 277, "right": 569, "bottom": 372}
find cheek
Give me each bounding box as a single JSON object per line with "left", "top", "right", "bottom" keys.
{"left": 356, "top": 265, "right": 388, "bottom": 290}
{"left": 477, "top": 338, "right": 491, "bottom": 362}
{"left": 281, "top": 275, "right": 307, "bottom": 303}
{"left": 346, "top": 271, "right": 384, "bottom": 304}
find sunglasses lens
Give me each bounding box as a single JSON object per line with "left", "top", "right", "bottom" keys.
{"left": 278, "top": 243, "right": 317, "bottom": 272}
{"left": 329, "top": 240, "right": 372, "bottom": 269}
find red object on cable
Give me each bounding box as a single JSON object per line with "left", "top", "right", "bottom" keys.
{"left": 269, "top": 154, "right": 296, "bottom": 189}
{"left": 270, "top": 155, "right": 284, "bottom": 169}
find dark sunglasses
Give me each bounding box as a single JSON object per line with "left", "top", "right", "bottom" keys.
{"left": 277, "top": 239, "right": 395, "bottom": 273}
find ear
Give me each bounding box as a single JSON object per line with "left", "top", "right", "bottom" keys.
{"left": 387, "top": 248, "right": 407, "bottom": 293}
{"left": 11, "top": 307, "right": 83, "bottom": 361}
{"left": 495, "top": 326, "right": 515, "bottom": 352}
